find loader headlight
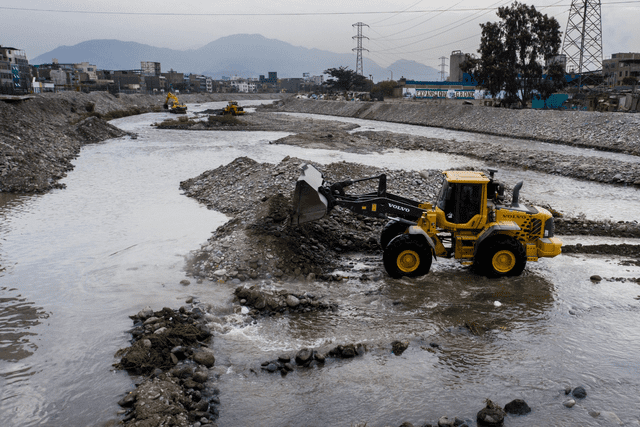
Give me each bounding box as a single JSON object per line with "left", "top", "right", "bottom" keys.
{"left": 544, "top": 217, "right": 555, "bottom": 238}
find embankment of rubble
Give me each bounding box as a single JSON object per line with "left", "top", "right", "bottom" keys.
{"left": 265, "top": 98, "right": 640, "bottom": 156}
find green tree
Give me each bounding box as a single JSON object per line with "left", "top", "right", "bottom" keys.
{"left": 372, "top": 80, "right": 398, "bottom": 97}
{"left": 461, "top": 2, "right": 564, "bottom": 107}
{"left": 324, "top": 66, "right": 369, "bottom": 92}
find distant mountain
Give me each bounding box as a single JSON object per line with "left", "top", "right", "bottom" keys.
{"left": 387, "top": 59, "right": 442, "bottom": 82}
{"left": 31, "top": 34, "right": 439, "bottom": 82}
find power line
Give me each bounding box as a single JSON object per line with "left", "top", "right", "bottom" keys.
{"left": 0, "top": 2, "right": 638, "bottom": 16}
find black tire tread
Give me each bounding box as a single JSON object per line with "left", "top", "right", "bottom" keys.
{"left": 383, "top": 234, "right": 433, "bottom": 279}
{"left": 477, "top": 235, "right": 527, "bottom": 278}
{"left": 380, "top": 220, "right": 409, "bottom": 249}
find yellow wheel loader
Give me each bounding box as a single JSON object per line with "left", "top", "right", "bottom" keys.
{"left": 291, "top": 164, "right": 561, "bottom": 278}
{"left": 220, "top": 101, "right": 246, "bottom": 116}
{"left": 163, "top": 92, "right": 187, "bottom": 114}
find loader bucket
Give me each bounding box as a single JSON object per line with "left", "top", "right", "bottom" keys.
{"left": 291, "top": 164, "right": 329, "bottom": 225}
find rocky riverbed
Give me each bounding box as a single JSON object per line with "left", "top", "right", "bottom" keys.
{"left": 4, "top": 93, "right": 640, "bottom": 426}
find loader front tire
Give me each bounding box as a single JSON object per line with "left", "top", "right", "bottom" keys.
{"left": 383, "top": 234, "right": 432, "bottom": 279}
{"left": 380, "top": 220, "right": 409, "bottom": 249}
{"left": 478, "top": 236, "right": 526, "bottom": 277}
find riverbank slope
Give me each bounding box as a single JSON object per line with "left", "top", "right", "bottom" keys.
{"left": 0, "top": 92, "right": 283, "bottom": 192}
{"left": 267, "top": 98, "right": 640, "bottom": 156}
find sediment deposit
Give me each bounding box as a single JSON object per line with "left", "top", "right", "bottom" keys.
{"left": 266, "top": 98, "right": 640, "bottom": 156}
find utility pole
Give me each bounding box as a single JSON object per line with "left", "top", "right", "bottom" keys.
{"left": 352, "top": 22, "right": 369, "bottom": 76}
{"left": 562, "top": 0, "right": 603, "bottom": 90}
{"left": 439, "top": 56, "right": 447, "bottom": 81}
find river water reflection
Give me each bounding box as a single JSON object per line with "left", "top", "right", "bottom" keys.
{"left": 0, "top": 101, "right": 639, "bottom": 426}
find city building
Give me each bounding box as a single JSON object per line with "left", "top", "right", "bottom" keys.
{"left": 604, "top": 53, "right": 640, "bottom": 86}
{"left": 279, "top": 77, "right": 304, "bottom": 93}
{"left": 141, "top": 61, "right": 161, "bottom": 76}
{"left": 73, "top": 62, "right": 98, "bottom": 81}
{"left": 230, "top": 79, "right": 256, "bottom": 93}
{"left": 0, "top": 45, "right": 31, "bottom": 93}
{"left": 161, "top": 69, "right": 184, "bottom": 92}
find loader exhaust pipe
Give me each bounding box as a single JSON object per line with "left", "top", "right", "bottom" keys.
{"left": 511, "top": 181, "right": 523, "bottom": 208}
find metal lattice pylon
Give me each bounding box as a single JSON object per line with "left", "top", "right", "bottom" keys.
{"left": 562, "top": 0, "right": 603, "bottom": 75}
{"left": 352, "top": 22, "right": 369, "bottom": 76}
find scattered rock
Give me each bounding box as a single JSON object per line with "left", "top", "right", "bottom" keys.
{"left": 438, "top": 416, "right": 454, "bottom": 426}
{"left": 295, "top": 348, "right": 313, "bottom": 366}
{"left": 477, "top": 399, "right": 505, "bottom": 426}
{"left": 504, "top": 399, "right": 531, "bottom": 415}
{"left": 391, "top": 340, "right": 409, "bottom": 356}
{"left": 563, "top": 399, "right": 576, "bottom": 408}
{"left": 572, "top": 386, "right": 587, "bottom": 399}
{"left": 193, "top": 350, "right": 216, "bottom": 368}
{"left": 114, "top": 305, "right": 219, "bottom": 426}
{"left": 234, "top": 285, "right": 336, "bottom": 316}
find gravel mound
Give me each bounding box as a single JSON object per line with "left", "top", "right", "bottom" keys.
{"left": 180, "top": 155, "right": 640, "bottom": 282}
{"left": 180, "top": 156, "right": 444, "bottom": 282}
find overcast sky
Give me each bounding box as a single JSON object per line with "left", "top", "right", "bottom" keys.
{"left": 3, "top": 0, "right": 639, "bottom": 70}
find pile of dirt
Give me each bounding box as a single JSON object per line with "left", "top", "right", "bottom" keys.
{"left": 114, "top": 305, "right": 219, "bottom": 426}
{"left": 180, "top": 156, "right": 445, "bottom": 282}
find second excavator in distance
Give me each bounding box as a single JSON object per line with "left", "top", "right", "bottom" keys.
{"left": 163, "top": 92, "right": 187, "bottom": 114}
{"left": 291, "top": 164, "right": 562, "bottom": 279}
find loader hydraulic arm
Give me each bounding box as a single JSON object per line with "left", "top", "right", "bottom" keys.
{"left": 291, "top": 164, "right": 426, "bottom": 225}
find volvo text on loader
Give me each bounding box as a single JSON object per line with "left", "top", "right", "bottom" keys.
{"left": 291, "top": 164, "right": 561, "bottom": 279}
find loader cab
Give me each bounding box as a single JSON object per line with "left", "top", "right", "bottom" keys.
{"left": 436, "top": 171, "right": 489, "bottom": 227}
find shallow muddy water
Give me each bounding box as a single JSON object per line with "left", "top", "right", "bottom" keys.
{"left": 1, "top": 101, "right": 639, "bottom": 426}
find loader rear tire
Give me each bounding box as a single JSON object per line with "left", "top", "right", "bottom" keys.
{"left": 380, "top": 220, "right": 409, "bottom": 249}
{"left": 383, "top": 234, "right": 432, "bottom": 279}
{"left": 478, "top": 236, "right": 526, "bottom": 278}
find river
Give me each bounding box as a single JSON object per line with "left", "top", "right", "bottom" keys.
{"left": 1, "top": 101, "right": 639, "bottom": 426}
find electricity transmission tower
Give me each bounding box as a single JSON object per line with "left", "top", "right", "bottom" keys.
{"left": 562, "top": 0, "right": 603, "bottom": 88}
{"left": 352, "top": 22, "right": 369, "bottom": 76}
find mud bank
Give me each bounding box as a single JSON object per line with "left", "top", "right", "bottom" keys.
{"left": 180, "top": 157, "right": 640, "bottom": 284}
{"left": 265, "top": 98, "right": 640, "bottom": 156}
{"left": 0, "top": 92, "right": 283, "bottom": 193}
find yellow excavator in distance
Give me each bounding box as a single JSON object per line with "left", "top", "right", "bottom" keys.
{"left": 163, "top": 92, "right": 187, "bottom": 114}
{"left": 220, "top": 101, "right": 246, "bottom": 116}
